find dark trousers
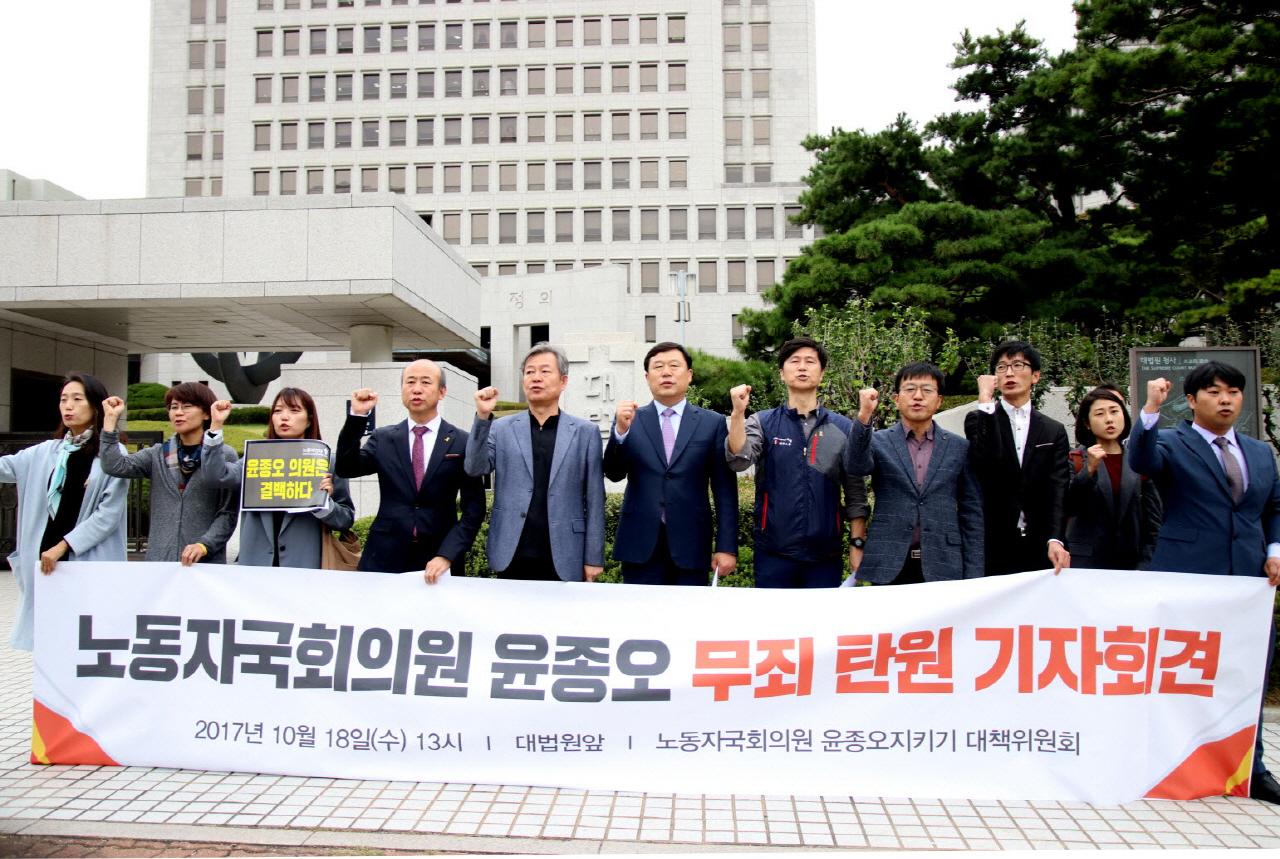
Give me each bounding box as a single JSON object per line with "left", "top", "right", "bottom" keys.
{"left": 622, "top": 525, "right": 709, "bottom": 586}
{"left": 401, "top": 535, "right": 439, "bottom": 572}
{"left": 881, "top": 551, "right": 925, "bottom": 586}
{"left": 498, "top": 555, "right": 562, "bottom": 582}
{"left": 753, "top": 550, "right": 842, "bottom": 589}
{"left": 984, "top": 532, "right": 1048, "bottom": 576}
{"left": 1256, "top": 615, "right": 1276, "bottom": 776}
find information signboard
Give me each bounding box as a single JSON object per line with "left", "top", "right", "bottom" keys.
{"left": 1130, "top": 347, "right": 1262, "bottom": 439}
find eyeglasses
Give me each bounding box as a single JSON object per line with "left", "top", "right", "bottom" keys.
{"left": 899, "top": 385, "right": 937, "bottom": 396}
{"left": 994, "top": 361, "right": 1032, "bottom": 374}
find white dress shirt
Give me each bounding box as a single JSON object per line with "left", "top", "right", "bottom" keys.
{"left": 979, "top": 397, "right": 1050, "bottom": 541}
{"left": 978, "top": 398, "right": 1032, "bottom": 464}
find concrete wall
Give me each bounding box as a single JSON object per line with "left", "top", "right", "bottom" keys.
{"left": 0, "top": 319, "right": 128, "bottom": 432}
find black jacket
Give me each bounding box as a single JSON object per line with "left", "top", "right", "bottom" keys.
{"left": 335, "top": 415, "right": 485, "bottom": 573}
{"left": 964, "top": 404, "right": 1070, "bottom": 575}
{"left": 1065, "top": 446, "right": 1162, "bottom": 570}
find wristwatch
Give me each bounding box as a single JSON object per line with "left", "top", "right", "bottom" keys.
{"left": 851, "top": 537, "right": 866, "bottom": 549}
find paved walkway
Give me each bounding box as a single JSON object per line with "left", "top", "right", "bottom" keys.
{"left": 5, "top": 577, "right": 1280, "bottom": 852}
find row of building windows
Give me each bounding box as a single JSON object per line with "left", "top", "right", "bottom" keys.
{"left": 253, "top": 16, "right": 690, "bottom": 56}
{"left": 245, "top": 153, "right": 696, "bottom": 195}
{"left": 472, "top": 260, "right": 780, "bottom": 300}
{"left": 247, "top": 161, "right": 705, "bottom": 194}
{"left": 188, "top": 41, "right": 226, "bottom": 69}
{"left": 254, "top": 0, "right": 768, "bottom": 7}
{"left": 188, "top": 0, "right": 227, "bottom": 24}
{"left": 236, "top": 111, "right": 692, "bottom": 150}
{"left": 246, "top": 63, "right": 690, "bottom": 103}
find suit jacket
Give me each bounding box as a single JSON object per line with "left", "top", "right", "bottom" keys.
{"left": 466, "top": 410, "right": 606, "bottom": 580}
{"left": 335, "top": 414, "right": 485, "bottom": 573}
{"left": 845, "top": 419, "right": 984, "bottom": 583}
{"left": 238, "top": 455, "right": 357, "bottom": 569}
{"left": 1128, "top": 419, "right": 1280, "bottom": 576}
{"left": 603, "top": 402, "right": 737, "bottom": 569}
{"left": 1065, "top": 447, "right": 1162, "bottom": 570}
{"left": 964, "top": 404, "right": 1070, "bottom": 575}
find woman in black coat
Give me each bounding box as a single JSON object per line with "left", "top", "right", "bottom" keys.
{"left": 1065, "top": 387, "right": 1162, "bottom": 570}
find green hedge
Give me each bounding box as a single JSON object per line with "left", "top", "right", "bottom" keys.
{"left": 126, "top": 405, "right": 272, "bottom": 424}
{"left": 349, "top": 477, "right": 852, "bottom": 588}
{"left": 126, "top": 382, "right": 169, "bottom": 410}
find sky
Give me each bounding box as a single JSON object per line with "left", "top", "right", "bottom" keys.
{"left": 0, "top": 0, "right": 1077, "bottom": 201}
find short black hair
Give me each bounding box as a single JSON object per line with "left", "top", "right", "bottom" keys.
{"left": 1095, "top": 381, "right": 1127, "bottom": 403}
{"left": 1075, "top": 387, "right": 1131, "bottom": 447}
{"left": 1184, "top": 360, "right": 1246, "bottom": 397}
{"left": 643, "top": 342, "right": 693, "bottom": 372}
{"left": 894, "top": 362, "right": 945, "bottom": 393}
{"left": 989, "top": 341, "right": 1042, "bottom": 374}
{"left": 778, "top": 337, "right": 827, "bottom": 370}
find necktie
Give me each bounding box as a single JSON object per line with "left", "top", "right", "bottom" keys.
{"left": 412, "top": 425, "right": 429, "bottom": 490}
{"left": 1213, "top": 436, "right": 1245, "bottom": 504}
{"left": 661, "top": 407, "right": 676, "bottom": 464}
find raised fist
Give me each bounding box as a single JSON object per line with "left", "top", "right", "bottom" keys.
{"left": 475, "top": 386, "right": 500, "bottom": 419}
{"left": 977, "top": 375, "right": 998, "bottom": 403}
{"left": 614, "top": 400, "right": 638, "bottom": 435}
{"left": 1145, "top": 377, "right": 1171, "bottom": 414}
{"left": 102, "top": 396, "right": 126, "bottom": 431}
{"left": 1086, "top": 444, "right": 1107, "bottom": 475}
{"left": 857, "top": 388, "right": 879, "bottom": 424}
{"left": 350, "top": 388, "right": 378, "bottom": 416}
{"left": 729, "top": 384, "right": 752, "bottom": 414}
{"left": 210, "top": 399, "right": 232, "bottom": 429}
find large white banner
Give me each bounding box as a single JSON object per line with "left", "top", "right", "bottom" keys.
{"left": 32, "top": 563, "right": 1272, "bottom": 805}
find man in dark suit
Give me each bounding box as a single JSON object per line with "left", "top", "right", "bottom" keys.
{"left": 335, "top": 359, "right": 485, "bottom": 581}
{"left": 846, "top": 362, "right": 983, "bottom": 584}
{"left": 1129, "top": 361, "right": 1280, "bottom": 804}
{"left": 964, "top": 341, "right": 1071, "bottom": 575}
{"left": 604, "top": 342, "right": 738, "bottom": 585}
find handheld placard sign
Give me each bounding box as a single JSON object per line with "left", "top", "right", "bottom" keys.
{"left": 240, "top": 438, "right": 332, "bottom": 513}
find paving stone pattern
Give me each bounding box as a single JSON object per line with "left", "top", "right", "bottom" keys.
{"left": 4, "top": 577, "right": 1280, "bottom": 851}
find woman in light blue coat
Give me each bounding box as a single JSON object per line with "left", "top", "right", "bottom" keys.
{"left": 0, "top": 374, "right": 128, "bottom": 651}
{"left": 238, "top": 387, "right": 354, "bottom": 568}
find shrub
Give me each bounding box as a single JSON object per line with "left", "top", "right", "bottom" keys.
{"left": 127, "top": 382, "right": 169, "bottom": 410}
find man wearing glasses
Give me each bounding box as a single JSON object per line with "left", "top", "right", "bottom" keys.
{"left": 964, "top": 342, "right": 1072, "bottom": 575}
{"left": 844, "top": 362, "right": 984, "bottom": 585}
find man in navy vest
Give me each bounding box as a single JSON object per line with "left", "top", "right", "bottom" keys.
{"left": 604, "top": 342, "right": 738, "bottom": 585}
{"left": 726, "top": 337, "right": 869, "bottom": 587}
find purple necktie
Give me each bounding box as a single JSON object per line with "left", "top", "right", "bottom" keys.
{"left": 660, "top": 408, "right": 676, "bottom": 524}
{"left": 1213, "top": 436, "right": 1244, "bottom": 504}
{"left": 412, "top": 425, "right": 429, "bottom": 490}
{"left": 661, "top": 407, "right": 676, "bottom": 464}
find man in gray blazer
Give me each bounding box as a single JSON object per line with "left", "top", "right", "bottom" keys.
{"left": 465, "top": 343, "right": 607, "bottom": 582}
{"left": 845, "top": 362, "right": 984, "bottom": 584}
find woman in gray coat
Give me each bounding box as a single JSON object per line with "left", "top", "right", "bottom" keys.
{"left": 0, "top": 374, "right": 128, "bottom": 650}
{"left": 100, "top": 382, "right": 241, "bottom": 564}
{"left": 238, "top": 387, "right": 354, "bottom": 568}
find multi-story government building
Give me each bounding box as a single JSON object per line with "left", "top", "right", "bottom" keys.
{"left": 147, "top": 0, "right": 819, "bottom": 367}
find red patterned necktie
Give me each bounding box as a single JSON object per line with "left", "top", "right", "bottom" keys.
{"left": 412, "top": 425, "right": 429, "bottom": 489}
